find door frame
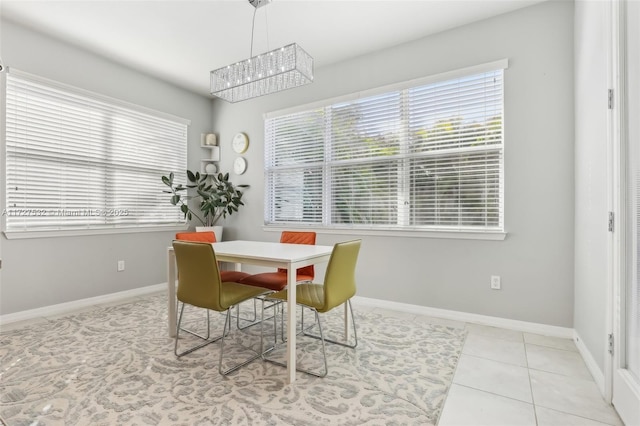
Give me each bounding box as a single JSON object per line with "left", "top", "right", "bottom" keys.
{"left": 609, "top": 0, "right": 640, "bottom": 424}
{"left": 605, "top": 0, "right": 618, "bottom": 406}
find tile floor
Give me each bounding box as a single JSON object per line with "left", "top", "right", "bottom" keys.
{"left": 356, "top": 305, "right": 623, "bottom": 426}
{"left": 1, "top": 297, "right": 625, "bottom": 426}
{"left": 426, "top": 319, "right": 621, "bottom": 426}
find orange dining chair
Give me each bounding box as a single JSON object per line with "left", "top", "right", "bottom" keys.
{"left": 237, "top": 231, "right": 316, "bottom": 332}
{"left": 239, "top": 231, "right": 317, "bottom": 291}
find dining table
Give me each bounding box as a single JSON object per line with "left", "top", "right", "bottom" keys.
{"left": 166, "top": 239, "right": 335, "bottom": 383}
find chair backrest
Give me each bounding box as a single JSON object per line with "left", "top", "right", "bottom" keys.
{"left": 175, "top": 231, "right": 216, "bottom": 243}
{"left": 277, "top": 231, "right": 317, "bottom": 278}
{"left": 322, "top": 239, "right": 361, "bottom": 312}
{"left": 172, "top": 240, "right": 224, "bottom": 312}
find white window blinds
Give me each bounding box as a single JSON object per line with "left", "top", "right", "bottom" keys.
{"left": 4, "top": 70, "right": 188, "bottom": 233}
{"left": 265, "top": 61, "right": 505, "bottom": 232}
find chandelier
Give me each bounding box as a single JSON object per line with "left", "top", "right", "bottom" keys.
{"left": 210, "top": 0, "right": 314, "bottom": 103}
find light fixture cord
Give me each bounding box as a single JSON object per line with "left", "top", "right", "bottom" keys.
{"left": 265, "top": 6, "right": 270, "bottom": 52}
{"left": 250, "top": 6, "right": 258, "bottom": 57}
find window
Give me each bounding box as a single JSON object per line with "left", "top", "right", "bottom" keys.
{"left": 4, "top": 70, "right": 188, "bottom": 235}
{"left": 264, "top": 60, "right": 506, "bottom": 234}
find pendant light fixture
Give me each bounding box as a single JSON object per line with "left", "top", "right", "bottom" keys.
{"left": 210, "top": 0, "right": 314, "bottom": 103}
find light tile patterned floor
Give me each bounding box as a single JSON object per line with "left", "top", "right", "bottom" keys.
{"left": 437, "top": 323, "right": 623, "bottom": 426}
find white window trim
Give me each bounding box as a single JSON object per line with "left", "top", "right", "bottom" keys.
{"left": 6, "top": 68, "right": 191, "bottom": 125}
{"left": 1, "top": 71, "right": 6, "bottom": 238}
{"left": 4, "top": 225, "right": 189, "bottom": 240}
{"left": 263, "top": 226, "right": 507, "bottom": 241}
{"left": 263, "top": 59, "right": 509, "bottom": 239}
{"left": 264, "top": 59, "right": 509, "bottom": 120}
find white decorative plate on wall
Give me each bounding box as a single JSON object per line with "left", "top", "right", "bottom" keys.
{"left": 233, "top": 157, "right": 247, "bottom": 175}
{"left": 232, "top": 132, "right": 249, "bottom": 154}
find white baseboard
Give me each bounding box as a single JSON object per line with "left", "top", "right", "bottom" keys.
{"left": 352, "top": 295, "right": 574, "bottom": 339}
{"left": 574, "top": 329, "right": 606, "bottom": 394}
{"left": 2, "top": 289, "right": 576, "bottom": 340}
{"left": 0, "top": 283, "right": 166, "bottom": 325}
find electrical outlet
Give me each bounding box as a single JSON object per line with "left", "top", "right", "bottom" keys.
{"left": 117, "top": 260, "right": 125, "bottom": 272}
{"left": 491, "top": 275, "right": 501, "bottom": 290}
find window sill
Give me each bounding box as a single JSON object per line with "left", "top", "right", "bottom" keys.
{"left": 262, "top": 226, "right": 507, "bottom": 241}
{"left": 3, "top": 224, "right": 189, "bottom": 240}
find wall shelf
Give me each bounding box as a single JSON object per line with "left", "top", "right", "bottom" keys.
{"left": 200, "top": 133, "right": 220, "bottom": 174}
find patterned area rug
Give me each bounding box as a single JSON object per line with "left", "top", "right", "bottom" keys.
{"left": 0, "top": 294, "right": 466, "bottom": 425}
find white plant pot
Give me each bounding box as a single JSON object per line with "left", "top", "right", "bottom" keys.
{"left": 195, "top": 225, "right": 223, "bottom": 242}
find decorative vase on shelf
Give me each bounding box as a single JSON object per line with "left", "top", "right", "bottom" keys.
{"left": 196, "top": 225, "right": 223, "bottom": 242}
{"left": 205, "top": 133, "right": 217, "bottom": 146}
{"left": 205, "top": 163, "right": 217, "bottom": 174}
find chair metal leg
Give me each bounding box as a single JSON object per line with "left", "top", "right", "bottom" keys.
{"left": 260, "top": 299, "right": 278, "bottom": 360}
{"left": 219, "top": 300, "right": 271, "bottom": 376}
{"left": 174, "top": 303, "right": 226, "bottom": 357}
{"left": 279, "top": 304, "right": 316, "bottom": 343}
{"left": 176, "top": 300, "right": 211, "bottom": 340}
{"left": 302, "top": 299, "right": 358, "bottom": 349}
{"left": 300, "top": 305, "right": 318, "bottom": 333}
{"left": 235, "top": 299, "right": 257, "bottom": 326}
{"left": 236, "top": 298, "right": 279, "bottom": 330}
{"left": 264, "top": 306, "right": 328, "bottom": 378}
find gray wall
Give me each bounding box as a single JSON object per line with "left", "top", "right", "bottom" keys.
{"left": 214, "top": 0, "right": 576, "bottom": 327}
{"left": 573, "top": 0, "right": 609, "bottom": 373}
{"left": 0, "top": 19, "right": 212, "bottom": 314}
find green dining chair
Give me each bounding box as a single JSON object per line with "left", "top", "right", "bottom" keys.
{"left": 172, "top": 240, "right": 271, "bottom": 375}
{"left": 264, "top": 239, "right": 361, "bottom": 378}
{"left": 175, "top": 231, "right": 251, "bottom": 340}
{"left": 176, "top": 231, "right": 251, "bottom": 282}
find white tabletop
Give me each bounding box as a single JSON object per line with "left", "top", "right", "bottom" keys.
{"left": 212, "top": 240, "right": 333, "bottom": 263}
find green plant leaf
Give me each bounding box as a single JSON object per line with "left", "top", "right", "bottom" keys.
{"left": 164, "top": 168, "right": 248, "bottom": 225}
{"left": 196, "top": 189, "right": 211, "bottom": 199}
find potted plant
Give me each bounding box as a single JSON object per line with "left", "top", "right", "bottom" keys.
{"left": 162, "top": 170, "right": 248, "bottom": 241}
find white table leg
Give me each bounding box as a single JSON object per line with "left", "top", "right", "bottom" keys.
{"left": 286, "top": 266, "right": 296, "bottom": 383}
{"left": 167, "top": 248, "right": 177, "bottom": 338}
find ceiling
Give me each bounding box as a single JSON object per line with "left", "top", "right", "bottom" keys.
{"left": 0, "top": 0, "right": 545, "bottom": 97}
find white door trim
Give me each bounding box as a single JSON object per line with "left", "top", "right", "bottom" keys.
{"left": 605, "top": 0, "right": 619, "bottom": 405}
{"left": 610, "top": 1, "right": 640, "bottom": 424}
